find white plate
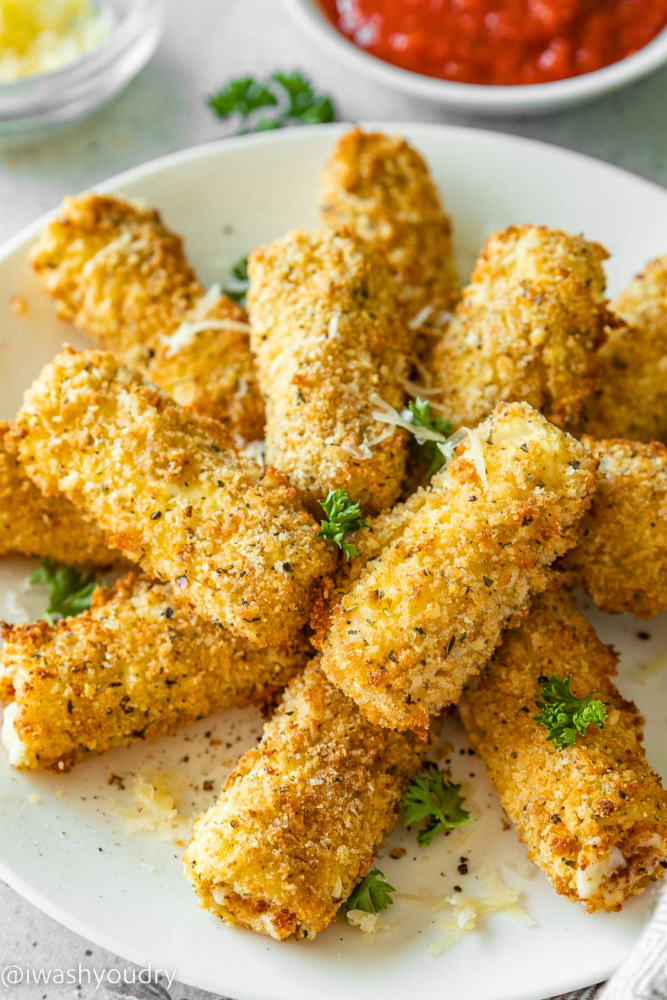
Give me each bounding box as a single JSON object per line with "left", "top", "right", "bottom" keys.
{"left": 1, "top": 124, "right": 667, "bottom": 1000}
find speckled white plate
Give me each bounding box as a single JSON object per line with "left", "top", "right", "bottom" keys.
{"left": 1, "top": 124, "right": 667, "bottom": 1000}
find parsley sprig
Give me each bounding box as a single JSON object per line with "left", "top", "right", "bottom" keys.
{"left": 345, "top": 869, "right": 395, "bottom": 914}
{"left": 408, "top": 398, "right": 452, "bottom": 481}
{"left": 318, "top": 489, "right": 367, "bottom": 560}
{"left": 403, "top": 766, "right": 474, "bottom": 846}
{"left": 534, "top": 674, "right": 607, "bottom": 750}
{"left": 222, "top": 255, "right": 249, "bottom": 305}
{"left": 30, "top": 559, "right": 100, "bottom": 626}
{"left": 207, "top": 71, "right": 335, "bottom": 133}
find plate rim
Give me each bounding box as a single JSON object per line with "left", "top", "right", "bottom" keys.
{"left": 1, "top": 121, "right": 666, "bottom": 1000}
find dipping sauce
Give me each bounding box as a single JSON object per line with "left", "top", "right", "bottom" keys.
{"left": 319, "top": 0, "right": 667, "bottom": 86}
{"left": 0, "top": 0, "right": 111, "bottom": 83}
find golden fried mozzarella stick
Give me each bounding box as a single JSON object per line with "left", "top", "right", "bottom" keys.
{"left": 183, "top": 658, "right": 423, "bottom": 941}
{"left": 562, "top": 437, "right": 667, "bottom": 619}
{"left": 459, "top": 591, "right": 667, "bottom": 913}
{"left": 320, "top": 127, "right": 458, "bottom": 361}
{"left": 318, "top": 402, "right": 597, "bottom": 736}
{"left": 11, "top": 349, "right": 334, "bottom": 646}
{"left": 431, "top": 225, "right": 607, "bottom": 432}
{"left": 585, "top": 255, "right": 667, "bottom": 442}
{"left": 0, "top": 573, "right": 309, "bottom": 772}
{"left": 30, "top": 194, "right": 264, "bottom": 443}
{"left": 248, "top": 229, "right": 408, "bottom": 513}
{"left": 0, "top": 421, "right": 114, "bottom": 567}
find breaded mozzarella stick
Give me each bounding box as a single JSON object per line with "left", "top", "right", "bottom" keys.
{"left": 0, "top": 573, "right": 308, "bottom": 772}
{"left": 585, "top": 255, "right": 667, "bottom": 442}
{"left": 320, "top": 128, "right": 458, "bottom": 361}
{"left": 0, "top": 421, "right": 114, "bottom": 567}
{"left": 459, "top": 591, "right": 667, "bottom": 913}
{"left": 11, "top": 349, "right": 334, "bottom": 646}
{"left": 248, "top": 229, "right": 408, "bottom": 513}
{"left": 318, "top": 402, "right": 597, "bottom": 735}
{"left": 183, "top": 659, "right": 423, "bottom": 941}
{"left": 30, "top": 194, "right": 264, "bottom": 443}
{"left": 562, "top": 437, "right": 667, "bottom": 619}
{"left": 431, "top": 225, "right": 607, "bottom": 432}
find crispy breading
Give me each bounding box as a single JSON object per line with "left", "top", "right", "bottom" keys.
{"left": 29, "top": 194, "right": 264, "bottom": 443}
{"left": 561, "top": 437, "right": 667, "bottom": 618}
{"left": 0, "top": 572, "right": 309, "bottom": 772}
{"left": 458, "top": 590, "right": 667, "bottom": 913}
{"left": 320, "top": 127, "right": 458, "bottom": 362}
{"left": 585, "top": 255, "right": 667, "bottom": 442}
{"left": 183, "top": 658, "right": 424, "bottom": 941}
{"left": 431, "top": 225, "right": 607, "bottom": 432}
{"left": 10, "top": 348, "right": 334, "bottom": 646}
{"left": 0, "top": 421, "right": 114, "bottom": 567}
{"left": 318, "top": 402, "right": 597, "bottom": 735}
{"left": 248, "top": 229, "right": 408, "bottom": 513}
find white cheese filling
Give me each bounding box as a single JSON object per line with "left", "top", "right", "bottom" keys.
{"left": 1, "top": 702, "right": 28, "bottom": 767}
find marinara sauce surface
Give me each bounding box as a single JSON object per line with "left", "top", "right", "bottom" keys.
{"left": 320, "top": 0, "right": 667, "bottom": 85}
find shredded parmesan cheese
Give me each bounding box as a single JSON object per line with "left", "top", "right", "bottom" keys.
{"left": 408, "top": 304, "right": 435, "bottom": 330}
{"left": 438, "top": 427, "right": 488, "bottom": 485}
{"left": 115, "top": 771, "right": 193, "bottom": 844}
{"left": 163, "top": 284, "right": 250, "bottom": 357}
{"left": 370, "top": 394, "right": 449, "bottom": 444}
{"left": 346, "top": 909, "right": 390, "bottom": 943}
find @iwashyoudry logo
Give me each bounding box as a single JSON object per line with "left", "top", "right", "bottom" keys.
{"left": 0, "top": 964, "right": 178, "bottom": 994}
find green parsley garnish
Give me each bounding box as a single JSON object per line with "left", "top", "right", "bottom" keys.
{"left": 222, "top": 255, "right": 249, "bottom": 305}
{"left": 30, "top": 559, "right": 101, "bottom": 626}
{"left": 318, "top": 489, "right": 367, "bottom": 560}
{"left": 403, "top": 766, "right": 474, "bottom": 846}
{"left": 534, "top": 674, "right": 607, "bottom": 750}
{"left": 408, "top": 398, "right": 452, "bottom": 481}
{"left": 207, "top": 71, "right": 335, "bottom": 133}
{"left": 344, "top": 869, "right": 395, "bottom": 914}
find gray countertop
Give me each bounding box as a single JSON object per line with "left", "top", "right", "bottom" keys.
{"left": 1, "top": 0, "right": 666, "bottom": 996}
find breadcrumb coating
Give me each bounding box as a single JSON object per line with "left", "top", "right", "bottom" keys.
{"left": 585, "top": 256, "right": 667, "bottom": 442}
{"left": 248, "top": 229, "right": 407, "bottom": 513}
{"left": 0, "top": 421, "right": 114, "bottom": 567}
{"left": 10, "top": 348, "right": 334, "bottom": 646}
{"left": 459, "top": 590, "right": 667, "bottom": 913}
{"left": 183, "top": 658, "right": 423, "bottom": 941}
{"left": 320, "top": 128, "right": 458, "bottom": 362}
{"left": 431, "top": 225, "right": 607, "bottom": 431}
{"left": 562, "top": 437, "right": 667, "bottom": 619}
{"left": 318, "top": 402, "right": 597, "bottom": 735}
{"left": 29, "top": 194, "right": 264, "bottom": 443}
{"left": 0, "top": 573, "right": 308, "bottom": 772}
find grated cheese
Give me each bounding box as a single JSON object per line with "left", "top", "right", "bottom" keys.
{"left": 408, "top": 304, "right": 435, "bottom": 330}
{"left": 429, "top": 867, "right": 533, "bottom": 956}
{"left": 438, "top": 427, "right": 488, "bottom": 486}
{"left": 115, "top": 771, "right": 193, "bottom": 844}
{"left": 370, "top": 393, "right": 449, "bottom": 445}
{"left": 164, "top": 283, "right": 250, "bottom": 357}
{"left": 346, "top": 909, "right": 390, "bottom": 944}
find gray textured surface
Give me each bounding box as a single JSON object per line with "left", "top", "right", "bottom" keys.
{"left": 1, "top": 0, "right": 666, "bottom": 996}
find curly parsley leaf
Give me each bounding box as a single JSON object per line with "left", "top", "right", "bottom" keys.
{"left": 408, "top": 398, "right": 452, "bottom": 481}
{"left": 534, "top": 674, "right": 607, "bottom": 750}
{"left": 222, "top": 255, "right": 249, "bottom": 305}
{"left": 318, "top": 489, "right": 367, "bottom": 560}
{"left": 207, "top": 71, "right": 335, "bottom": 133}
{"left": 30, "top": 559, "right": 101, "bottom": 626}
{"left": 345, "top": 869, "right": 395, "bottom": 914}
{"left": 403, "top": 766, "right": 474, "bottom": 846}
{"left": 207, "top": 76, "right": 277, "bottom": 121}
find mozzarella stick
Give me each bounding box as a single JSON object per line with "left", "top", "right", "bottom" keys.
{"left": 10, "top": 348, "right": 334, "bottom": 646}
{"left": 0, "top": 421, "right": 114, "bottom": 567}
{"left": 248, "top": 229, "right": 408, "bottom": 513}
{"left": 561, "top": 437, "right": 667, "bottom": 619}
{"left": 585, "top": 255, "right": 667, "bottom": 442}
{"left": 0, "top": 573, "right": 308, "bottom": 772}
{"left": 317, "top": 402, "right": 597, "bottom": 735}
{"left": 431, "top": 225, "right": 607, "bottom": 432}
{"left": 29, "top": 194, "right": 264, "bottom": 443}
{"left": 459, "top": 590, "right": 667, "bottom": 913}
{"left": 320, "top": 127, "right": 458, "bottom": 361}
{"left": 183, "top": 658, "right": 423, "bottom": 941}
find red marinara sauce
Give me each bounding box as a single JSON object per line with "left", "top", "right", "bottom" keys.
{"left": 319, "top": 0, "right": 667, "bottom": 86}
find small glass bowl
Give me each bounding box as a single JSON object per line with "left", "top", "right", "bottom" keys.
{"left": 0, "top": 0, "right": 164, "bottom": 139}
